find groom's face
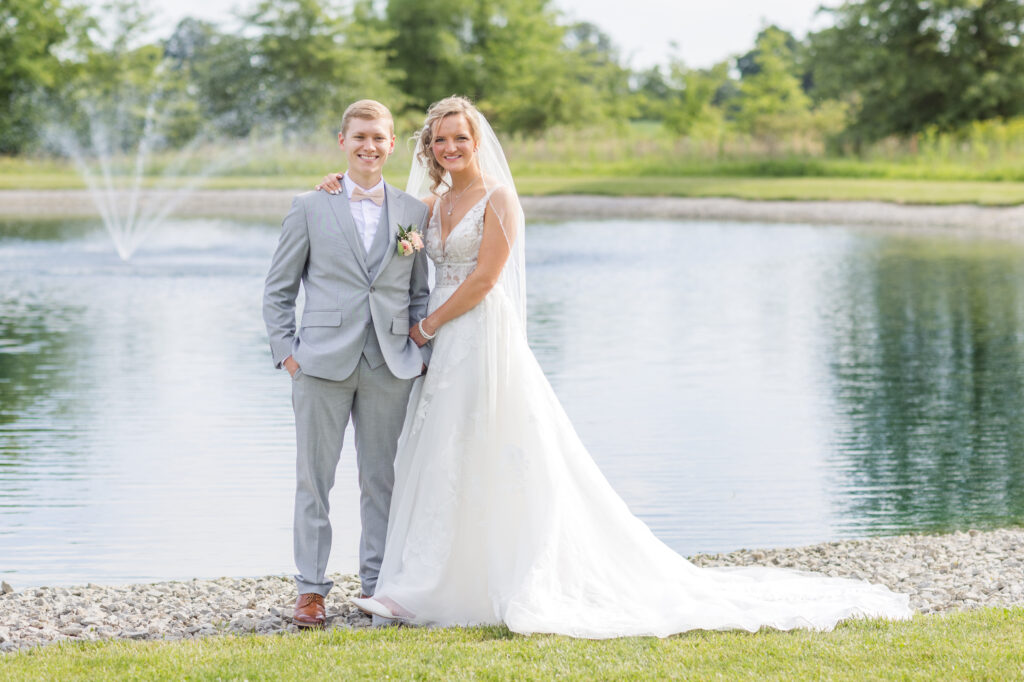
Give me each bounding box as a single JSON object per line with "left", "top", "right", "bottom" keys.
{"left": 339, "top": 118, "right": 395, "bottom": 181}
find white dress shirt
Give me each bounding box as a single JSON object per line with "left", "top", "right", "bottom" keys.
{"left": 343, "top": 172, "right": 385, "bottom": 253}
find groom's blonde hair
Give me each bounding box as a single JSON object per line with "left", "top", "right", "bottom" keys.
{"left": 340, "top": 99, "right": 394, "bottom": 136}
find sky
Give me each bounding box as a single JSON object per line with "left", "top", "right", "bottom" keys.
{"left": 142, "top": 0, "right": 837, "bottom": 70}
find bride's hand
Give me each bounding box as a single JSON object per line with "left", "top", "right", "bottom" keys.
{"left": 315, "top": 173, "right": 343, "bottom": 194}
{"left": 410, "top": 318, "right": 436, "bottom": 347}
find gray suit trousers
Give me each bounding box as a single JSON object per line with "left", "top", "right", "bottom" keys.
{"left": 291, "top": 356, "right": 413, "bottom": 597}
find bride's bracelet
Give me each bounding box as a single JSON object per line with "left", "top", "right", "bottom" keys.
{"left": 418, "top": 319, "right": 437, "bottom": 340}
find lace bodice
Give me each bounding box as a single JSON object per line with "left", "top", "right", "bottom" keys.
{"left": 426, "top": 192, "right": 490, "bottom": 288}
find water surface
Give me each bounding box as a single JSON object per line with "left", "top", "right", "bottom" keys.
{"left": 1, "top": 217, "right": 1022, "bottom": 586}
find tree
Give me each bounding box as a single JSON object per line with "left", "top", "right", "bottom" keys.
{"left": 54, "top": 0, "right": 180, "bottom": 153}
{"left": 808, "top": 0, "right": 1024, "bottom": 143}
{"left": 736, "top": 25, "right": 812, "bottom": 93}
{"left": 943, "top": 0, "right": 1024, "bottom": 126}
{"left": 0, "top": 0, "right": 81, "bottom": 152}
{"left": 630, "top": 66, "right": 672, "bottom": 121}
{"left": 733, "top": 26, "right": 813, "bottom": 139}
{"left": 384, "top": 0, "right": 625, "bottom": 134}
{"left": 661, "top": 60, "right": 729, "bottom": 138}
{"left": 165, "top": 18, "right": 261, "bottom": 138}
{"left": 562, "top": 21, "right": 634, "bottom": 126}
{"left": 382, "top": 0, "right": 483, "bottom": 111}
{"left": 243, "top": 0, "right": 403, "bottom": 132}
{"left": 479, "top": 0, "right": 595, "bottom": 133}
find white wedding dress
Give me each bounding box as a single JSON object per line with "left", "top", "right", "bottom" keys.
{"left": 368, "top": 192, "right": 912, "bottom": 638}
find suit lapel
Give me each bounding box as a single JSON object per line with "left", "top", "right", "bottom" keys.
{"left": 371, "top": 184, "right": 403, "bottom": 284}
{"left": 326, "top": 191, "right": 370, "bottom": 280}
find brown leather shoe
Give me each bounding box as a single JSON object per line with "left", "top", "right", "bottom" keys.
{"left": 293, "top": 593, "right": 326, "bottom": 628}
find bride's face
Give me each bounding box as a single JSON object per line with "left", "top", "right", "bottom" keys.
{"left": 431, "top": 114, "right": 477, "bottom": 175}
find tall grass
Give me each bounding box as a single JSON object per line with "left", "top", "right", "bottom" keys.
{"left": 501, "top": 117, "right": 1024, "bottom": 181}
{"left": 6, "top": 116, "right": 1024, "bottom": 184}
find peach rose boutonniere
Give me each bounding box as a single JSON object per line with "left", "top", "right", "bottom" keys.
{"left": 396, "top": 224, "right": 424, "bottom": 256}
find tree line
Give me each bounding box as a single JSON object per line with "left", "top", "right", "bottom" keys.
{"left": 2, "top": 0, "right": 1023, "bottom": 155}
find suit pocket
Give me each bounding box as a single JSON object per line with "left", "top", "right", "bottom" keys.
{"left": 391, "top": 315, "right": 409, "bottom": 335}
{"left": 301, "top": 310, "right": 342, "bottom": 327}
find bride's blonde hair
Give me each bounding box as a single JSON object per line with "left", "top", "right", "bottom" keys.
{"left": 415, "top": 95, "right": 483, "bottom": 196}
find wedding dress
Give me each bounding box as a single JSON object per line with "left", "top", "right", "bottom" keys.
{"left": 359, "top": 190, "right": 913, "bottom": 638}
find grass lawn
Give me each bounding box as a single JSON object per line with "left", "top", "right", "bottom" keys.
{"left": 511, "top": 176, "right": 1024, "bottom": 205}
{"left": 2, "top": 608, "right": 1022, "bottom": 681}
{"left": 7, "top": 117, "right": 1024, "bottom": 205}
{"left": 3, "top": 172, "right": 1024, "bottom": 206}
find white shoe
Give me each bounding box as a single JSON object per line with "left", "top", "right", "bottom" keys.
{"left": 352, "top": 597, "right": 395, "bottom": 620}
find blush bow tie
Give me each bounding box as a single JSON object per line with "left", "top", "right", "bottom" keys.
{"left": 349, "top": 186, "right": 385, "bottom": 206}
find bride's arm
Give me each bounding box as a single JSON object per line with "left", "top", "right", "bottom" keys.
{"left": 410, "top": 188, "right": 516, "bottom": 346}
{"left": 315, "top": 172, "right": 343, "bottom": 193}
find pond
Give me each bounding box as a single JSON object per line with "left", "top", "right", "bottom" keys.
{"left": 2, "top": 216, "right": 1023, "bottom": 587}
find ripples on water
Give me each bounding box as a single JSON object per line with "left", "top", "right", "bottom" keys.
{"left": 822, "top": 239, "right": 1024, "bottom": 536}
{"left": 1, "top": 217, "right": 1023, "bottom": 586}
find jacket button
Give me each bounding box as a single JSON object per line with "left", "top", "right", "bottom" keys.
{"left": 369, "top": 286, "right": 375, "bottom": 293}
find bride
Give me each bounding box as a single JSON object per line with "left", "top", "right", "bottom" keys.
{"left": 332, "top": 95, "right": 912, "bottom": 637}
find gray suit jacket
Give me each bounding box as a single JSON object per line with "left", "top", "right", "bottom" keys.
{"left": 263, "top": 184, "right": 431, "bottom": 381}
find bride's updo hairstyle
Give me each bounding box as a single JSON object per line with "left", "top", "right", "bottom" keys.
{"left": 415, "top": 95, "right": 483, "bottom": 196}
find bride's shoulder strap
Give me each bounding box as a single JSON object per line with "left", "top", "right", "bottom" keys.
{"left": 482, "top": 183, "right": 523, "bottom": 245}
{"left": 483, "top": 184, "right": 519, "bottom": 218}
{"left": 482, "top": 180, "right": 518, "bottom": 208}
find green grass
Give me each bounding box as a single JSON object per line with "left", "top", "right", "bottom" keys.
{"left": 4, "top": 170, "right": 1024, "bottom": 205}
{"left": 6, "top": 119, "right": 1024, "bottom": 205}
{"left": 2, "top": 609, "right": 1023, "bottom": 680}
{"left": 512, "top": 175, "right": 1024, "bottom": 205}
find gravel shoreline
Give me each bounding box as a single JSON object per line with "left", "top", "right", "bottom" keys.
{"left": 2, "top": 190, "right": 1024, "bottom": 236}
{"left": 3, "top": 528, "right": 1022, "bottom": 652}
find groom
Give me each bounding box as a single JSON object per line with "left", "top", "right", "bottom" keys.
{"left": 263, "top": 99, "right": 430, "bottom": 628}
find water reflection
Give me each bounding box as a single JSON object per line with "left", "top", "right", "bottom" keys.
{"left": 0, "top": 221, "right": 312, "bottom": 586}
{"left": 825, "top": 237, "right": 1024, "bottom": 534}
{"left": 0, "top": 282, "right": 89, "bottom": 545}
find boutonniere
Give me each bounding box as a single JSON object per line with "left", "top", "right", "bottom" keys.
{"left": 396, "top": 224, "right": 424, "bottom": 256}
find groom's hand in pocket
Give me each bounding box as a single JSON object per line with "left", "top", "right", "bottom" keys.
{"left": 283, "top": 356, "right": 300, "bottom": 377}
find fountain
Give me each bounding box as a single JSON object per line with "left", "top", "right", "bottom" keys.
{"left": 45, "top": 79, "right": 252, "bottom": 261}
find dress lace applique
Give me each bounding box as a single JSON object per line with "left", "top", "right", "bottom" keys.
{"left": 425, "top": 193, "right": 490, "bottom": 288}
